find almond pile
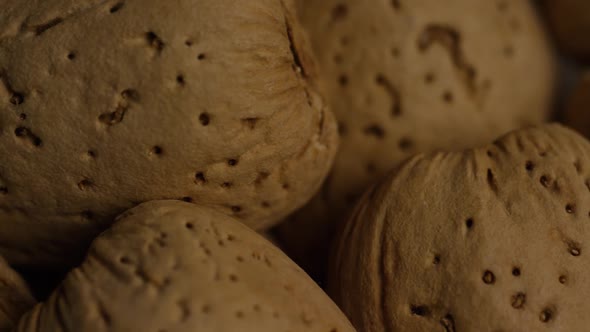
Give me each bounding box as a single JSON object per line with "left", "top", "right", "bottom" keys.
{"left": 0, "top": 1, "right": 589, "bottom": 331}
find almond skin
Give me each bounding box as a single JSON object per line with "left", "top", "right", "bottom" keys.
{"left": 15, "top": 200, "right": 355, "bottom": 332}
{"left": 330, "top": 124, "right": 590, "bottom": 331}
{"left": 0, "top": 0, "right": 337, "bottom": 268}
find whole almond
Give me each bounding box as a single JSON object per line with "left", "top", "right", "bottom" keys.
{"left": 330, "top": 124, "right": 590, "bottom": 331}
{"left": 0, "top": 0, "right": 337, "bottom": 267}
{"left": 16, "top": 200, "right": 355, "bottom": 332}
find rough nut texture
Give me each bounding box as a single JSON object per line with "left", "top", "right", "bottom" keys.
{"left": 16, "top": 201, "right": 355, "bottom": 332}
{"left": 0, "top": 256, "right": 35, "bottom": 331}
{"left": 564, "top": 71, "right": 590, "bottom": 139}
{"left": 0, "top": 0, "right": 337, "bottom": 267}
{"left": 330, "top": 124, "right": 590, "bottom": 331}
{"left": 277, "top": 0, "right": 556, "bottom": 278}
{"left": 545, "top": 0, "right": 590, "bottom": 59}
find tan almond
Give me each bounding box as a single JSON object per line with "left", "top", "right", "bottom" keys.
{"left": 16, "top": 200, "right": 355, "bottom": 332}
{"left": 0, "top": 0, "right": 337, "bottom": 268}
{"left": 330, "top": 124, "right": 590, "bottom": 331}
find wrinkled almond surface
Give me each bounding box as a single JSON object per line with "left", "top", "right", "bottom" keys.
{"left": 0, "top": 0, "right": 337, "bottom": 267}
{"left": 16, "top": 200, "right": 355, "bottom": 332}
{"left": 330, "top": 124, "right": 590, "bottom": 331}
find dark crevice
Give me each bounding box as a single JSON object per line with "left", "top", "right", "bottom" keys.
{"left": 320, "top": 173, "right": 333, "bottom": 201}
{"left": 81, "top": 210, "right": 94, "bottom": 220}
{"left": 53, "top": 286, "right": 69, "bottom": 329}
{"left": 30, "top": 17, "right": 64, "bottom": 36}
{"left": 486, "top": 169, "right": 498, "bottom": 193}
{"left": 317, "top": 103, "right": 326, "bottom": 136}
{"left": 440, "top": 314, "right": 455, "bottom": 332}
{"left": 303, "top": 88, "right": 313, "bottom": 107}
{"left": 285, "top": 19, "right": 306, "bottom": 78}
{"left": 19, "top": 266, "right": 68, "bottom": 300}
{"left": 375, "top": 74, "right": 402, "bottom": 116}
{"left": 378, "top": 216, "right": 394, "bottom": 332}
{"left": 97, "top": 302, "right": 112, "bottom": 326}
